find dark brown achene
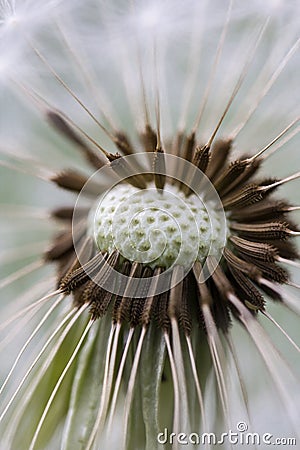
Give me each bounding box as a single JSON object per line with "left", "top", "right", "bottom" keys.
{"left": 45, "top": 121, "right": 299, "bottom": 331}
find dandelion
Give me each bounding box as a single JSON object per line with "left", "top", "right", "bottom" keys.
{"left": 0, "top": 1, "right": 300, "bottom": 449}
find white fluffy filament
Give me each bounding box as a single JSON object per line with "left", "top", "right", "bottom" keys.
{"left": 228, "top": 293, "right": 300, "bottom": 439}
{"left": 192, "top": 0, "right": 233, "bottom": 134}
{"left": 28, "top": 319, "right": 93, "bottom": 450}
{"left": 2, "top": 305, "right": 87, "bottom": 448}
{"left": 106, "top": 327, "right": 135, "bottom": 434}
{"left": 0, "top": 305, "right": 74, "bottom": 423}
{"left": 0, "top": 259, "right": 44, "bottom": 289}
{"left": 0, "top": 285, "right": 60, "bottom": 333}
{"left": 122, "top": 326, "right": 147, "bottom": 449}
{"left": 261, "top": 310, "right": 300, "bottom": 353}
{"left": 185, "top": 335, "right": 207, "bottom": 431}
{"left": 85, "top": 322, "right": 118, "bottom": 450}
{"left": 164, "top": 332, "right": 180, "bottom": 450}
{"left": 0, "top": 293, "right": 64, "bottom": 400}
{"left": 170, "top": 318, "right": 190, "bottom": 432}
{"left": 232, "top": 36, "right": 300, "bottom": 138}
{"left": 202, "top": 304, "right": 231, "bottom": 429}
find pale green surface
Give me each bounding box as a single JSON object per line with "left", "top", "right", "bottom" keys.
{"left": 91, "top": 183, "right": 223, "bottom": 269}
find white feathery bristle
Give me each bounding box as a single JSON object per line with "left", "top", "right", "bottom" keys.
{"left": 0, "top": 1, "right": 299, "bottom": 448}
{"left": 0, "top": 0, "right": 298, "bottom": 150}
{"left": 0, "top": 0, "right": 78, "bottom": 86}
{"left": 0, "top": 0, "right": 63, "bottom": 30}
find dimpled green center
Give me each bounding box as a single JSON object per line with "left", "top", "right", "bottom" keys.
{"left": 89, "top": 183, "right": 224, "bottom": 269}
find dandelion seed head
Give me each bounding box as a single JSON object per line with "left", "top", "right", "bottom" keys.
{"left": 0, "top": 0, "right": 300, "bottom": 448}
